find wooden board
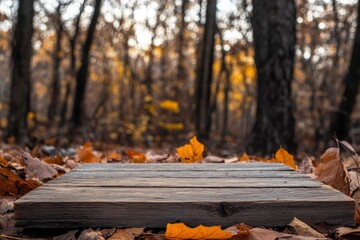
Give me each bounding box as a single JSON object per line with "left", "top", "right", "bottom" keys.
{"left": 15, "top": 163, "right": 355, "bottom": 228}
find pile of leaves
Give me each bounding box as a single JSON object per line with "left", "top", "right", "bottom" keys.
{"left": 1, "top": 137, "right": 360, "bottom": 239}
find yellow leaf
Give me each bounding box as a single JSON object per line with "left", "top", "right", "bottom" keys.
{"left": 190, "top": 136, "right": 204, "bottom": 161}
{"left": 176, "top": 136, "right": 204, "bottom": 163}
{"left": 270, "top": 146, "right": 296, "bottom": 170}
{"left": 159, "top": 100, "right": 180, "bottom": 113}
{"left": 165, "top": 223, "right": 233, "bottom": 239}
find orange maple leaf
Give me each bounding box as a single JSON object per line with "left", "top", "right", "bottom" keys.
{"left": 165, "top": 223, "right": 233, "bottom": 239}
{"left": 176, "top": 136, "right": 204, "bottom": 163}
{"left": 126, "top": 150, "right": 146, "bottom": 163}
{"left": 270, "top": 146, "right": 296, "bottom": 170}
{"left": 77, "top": 142, "right": 101, "bottom": 163}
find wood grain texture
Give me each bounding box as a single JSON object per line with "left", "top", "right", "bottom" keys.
{"left": 15, "top": 163, "right": 355, "bottom": 228}
{"left": 74, "top": 163, "right": 293, "bottom": 171}
{"left": 45, "top": 177, "right": 321, "bottom": 188}
{"left": 60, "top": 170, "right": 308, "bottom": 179}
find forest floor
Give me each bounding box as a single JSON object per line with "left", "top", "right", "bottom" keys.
{"left": 1, "top": 139, "right": 360, "bottom": 240}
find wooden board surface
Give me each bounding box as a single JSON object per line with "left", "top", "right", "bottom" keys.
{"left": 15, "top": 163, "right": 355, "bottom": 228}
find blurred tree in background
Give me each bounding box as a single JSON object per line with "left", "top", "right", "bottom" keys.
{"left": 0, "top": 0, "right": 359, "bottom": 156}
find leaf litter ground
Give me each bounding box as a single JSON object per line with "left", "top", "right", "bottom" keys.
{"left": 1, "top": 138, "right": 360, "bottom": 240}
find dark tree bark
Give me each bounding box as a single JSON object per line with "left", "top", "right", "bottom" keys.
{"left": 71, "top": 0, "right": 102, "bottom": 127}
{"left": 329, "top": 2, "right": 360, "bottom": 141}
{"left": 246, "top": 0, "right": 297, "bottom": 155}
{"left": 7, "top": 0, "right": 34, "bottom": 143}
{"left": 60, "top": 0, "right": 87, "bottom": 127}
{"left": 175, "top": 0, "right": 189, "bottom": 98}
{"left": 195, "top": 0, "right": 217, "bottom": 140}
{"left": 48, "top": 4, "right": 64, "bottom": 122}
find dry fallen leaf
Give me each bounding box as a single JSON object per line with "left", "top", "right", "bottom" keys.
{"left": 314, "top": 147, "right": 350, "bottom": 195}
{"left": 239, "top": 153, "right": 250, "bottom": 161}
{"left": 246, "top": 228, "right": 324, "bottom": 240}
{"left": 108, "top": 228, "right": 144, "bottom": 240}
{"left": 126, "top": 150, "right": 146, "bottom": 163}
{"left": 203, "top": 155, "right": 224, "bottom": 163}
{"left": 0, "top": 167, "right": 36, "bottom": 195}
{"left": 78, "top": 229, "right": 105, "bottom": 240}
{"left": 336, "top": 226, "right": 360, "bottom": 238}
{"left": 270, "top": 146, "right": 296, "bottom": 170}
{"left": 176, "top": 136, "right": 204, "bottom": 163}
{"left": 22, "top": 151, "right": 58, "bottom": 182}
{"left": 165, "top": 223, "right": 232, "bottom": 239}
{"left": 106, "top": 152, "right": 123, "bottom": 162}
{"left": 288, "top": 218, "right": 325, "bottom": 238}
{"left": 77, "top": 142, "right": 101, "bottom": 163}
{"left": 42, "top": 155, "right": 64, "bottom": 165}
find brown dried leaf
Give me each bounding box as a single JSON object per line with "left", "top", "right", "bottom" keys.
{"left": 314, "top": 148, "right": 350, "bottom": 195}
{"left": 42, "top": 155, "right": 64, "bottom": 165}
{"left": 0, "top": 166, "right": 37, "bottom": 196}
{"left": 336, "top": 226, "right": 360, "bottom": 238}
{"left": 22, "top": 152, "right": 58, "bottom": 182}
{"left": 108, "top": 229, "right": 134, "bottom": 240}
{"left": 288, "top": 218, "right": 325, "bottom": 238}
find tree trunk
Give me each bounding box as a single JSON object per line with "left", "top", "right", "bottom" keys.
{"left": 71, "top": 0, "right": 102, "bottom": 127}
{"left": 246, "top": 0, "right": 297, "bottom": 155}
{"left": 48, "top": 5, "right": 63, "bottom": 122}
{"left": 329, "top": 2, "right": 360, "bottom": 141}
{"left": 195, "top": 0, "right": 217, "bottom": 140}
{"left": 7, "top": 0, "right": 34, "bottom": 143}
{"left": 59, "top": 0, "right": 87, "bottom": 127}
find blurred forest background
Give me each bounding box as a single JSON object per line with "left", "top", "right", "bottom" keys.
{"left": 0, "top": 0, "right": 360, "bottom": 156}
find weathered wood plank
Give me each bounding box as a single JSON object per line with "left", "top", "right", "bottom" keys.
{"left": 46, "top": 177, "right": 321, "bottom": 188}
{"left": 16, "top": 185, "right": 352, "bottom": 203}
{"left": 15, "top": 186, "right": 354, "bottom": 227}
{"left": 61, "top": 170, "right": 308, "bottom": 179}
{"left": 15, "top": 163, "right": 355, "bottom": 228}
{"left": 75, "top": 163, "right": 293, "bottom": 171}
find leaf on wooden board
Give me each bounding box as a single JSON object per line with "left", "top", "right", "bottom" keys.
{"left": 22, "top": 152, "right": 58, "bottom": 182}
{"left": 165, "top": 223, "right": 233, "bottom": 239}
{"left": 270, "top": 146, "right": 296, "bottom": 170}
{"left": 176, "top": 136, "right": 204, "bottom": 163}
{"left": 314, "top": 147, "right": 350, "bottom": 195}
{"left": 126, "top": 150, "right": 146, "bottom": 163}
{"left": 77, "top": 142, "right": 101, "bottom": 163}
{"left": 288, "top": 218, "right": 325, "bottom": 238}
